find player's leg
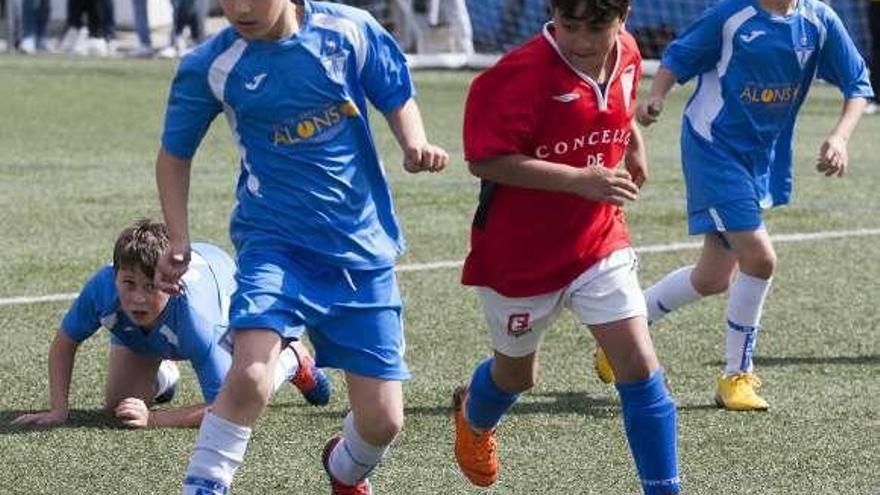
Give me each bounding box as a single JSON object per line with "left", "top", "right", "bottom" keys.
{"left": 104, "top": 343, "right": 163, "bottom": 411}
{"left": 453, "top": 287, "right": 560, "bottom": 487}
{"left": 182, "top": 329, "right": 282, "bottom": 495}
{"left": 644, "top": 232, "right": 738, "bottom": 325}
{"left": 321, "top": 374, "right": 403, "bottom": 494}
{"left": 573, "top": 248, "right": 679, "bottom": 495}
{"left": 715, "top": 228, "right": 775, "bottom": 411}
{"left": 181, "top": 249, "right": 298, "bottom": 495}
{"left": 308, "top": 265, "right": 409, "bottom": 494}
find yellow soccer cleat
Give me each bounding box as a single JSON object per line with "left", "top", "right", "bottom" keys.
{"left": 594, "top": 346, "right": 615, "bottom": 384}
{"left": 715, "top": 373, "right": 769, "bottom": 411}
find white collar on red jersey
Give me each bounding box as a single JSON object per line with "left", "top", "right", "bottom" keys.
{"left": 542, "top": 21, "right": 622, "bottom": 112}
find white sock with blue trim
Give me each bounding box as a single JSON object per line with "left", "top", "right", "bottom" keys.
{"left": 725, "top": 272, "right": 772, "bottom": 375}
{"left": 328, "top": 412, "right": 389, "bottom": 485}
{"left": 182, "top": 412, "right": 251, "bottom": 495}
{"left": 644, "top": 266, "right": 701, "bottom": 325}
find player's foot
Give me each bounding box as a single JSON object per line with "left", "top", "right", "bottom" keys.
{"left": 289, "top": 340, "right": 332, "bottom": 406}
{"left": 322, "top": 435, "right": 373, "bottom": 495}
{"left": 453, "top": 386, "right": 499, "bottom": 487}
{"left": 715, "top": 373, "right": 768, "bottom": 411}
{"left": 594, "top": 346, "right": 615, "bottom": 384}
{"left": 154, "top": 360, "right": 180, "bottom": 404}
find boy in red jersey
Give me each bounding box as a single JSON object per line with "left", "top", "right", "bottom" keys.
{"left": 452, "top": 1, "right": 679, "bottom": 493}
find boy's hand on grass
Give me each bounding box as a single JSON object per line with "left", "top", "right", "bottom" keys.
{"left": 10, "top": 409, "right": 68, "bottom": 427}
{"left": 115, "top": 398, "right": 150, "bottom": 429}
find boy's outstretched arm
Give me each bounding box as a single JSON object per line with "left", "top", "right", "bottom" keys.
{"left": 155, "top": 148, "right": 193, "bottom": 294}
{"left": 384, "top": 99, "right": 449, "bottom": 173}
{"left": 636, "top": 67, "right": 677, "bottom": 127}
{"left": 817, "top": 97, "right": 868, "bottom": 177}
{"left": 114, "top": 398, "right": 207, "bottom": 428}
{"left": 11, "top": 331, "right": 79, "bottom": 426}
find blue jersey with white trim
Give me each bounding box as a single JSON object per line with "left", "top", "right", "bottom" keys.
{"left": 61, "top": 243, "right": 235, "bottom": 402}
{"left": 661, "top": 0, "right": 873, "bottom": 212}
{"left": 161, "top": 1, "right": 413, "bottom": 269}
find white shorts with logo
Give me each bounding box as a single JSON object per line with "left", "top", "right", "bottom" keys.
{"left": 477, "top": 248, "right": 647, "bottom": 358}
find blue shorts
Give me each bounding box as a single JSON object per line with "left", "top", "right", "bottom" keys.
{"left": 229, "top": 247, "right": 409, "bottom": 381}
{"left": 688, "top": 199, "right": 765, "bottom": 236}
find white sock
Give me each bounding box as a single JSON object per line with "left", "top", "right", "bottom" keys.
{"left": 155, "top": 360, "right": 180, "bottom": 399}
{"left": 328, "top": 412, "right": 390, "bottom": 485}
{"left": 644, "top": 265, "right": 701, "bottom": 324}
{"left": 182, "top": 412, "right": 252, "bottom": 495}
{"left": 272, "top": 346, "right": 300, "bottom": 392}
{"left": 725, "top": 272, "right": 772, "bottom": 375}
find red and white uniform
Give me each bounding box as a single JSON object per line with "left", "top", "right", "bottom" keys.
{"left": 462, "top": 23, "right": 642, "bottom": 298}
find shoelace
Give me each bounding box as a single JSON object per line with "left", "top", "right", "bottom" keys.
{"left": 470, "top": 429, "right": 497, "bottom": 464}
{"left": 734, "top": 374, "right": 763, "bottom": 389}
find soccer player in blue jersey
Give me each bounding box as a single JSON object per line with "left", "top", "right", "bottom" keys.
{"left": 630, "top": 0, "right": 873, "bottom": 410}
{"left": 152, "top": 0, "right": 448, "bottom": 493}
{"left": 11, "top": 219, "right": 330, "bottom": 429}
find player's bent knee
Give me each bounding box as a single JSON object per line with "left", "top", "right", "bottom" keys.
{"left": 360, "top": 413, "right": 403, "bottom": 446}
{"left": 692, "top": 275, "right": 730, "bottom": 296}
{"left": 227, "top": 363, "right": 274, "bottom": 406}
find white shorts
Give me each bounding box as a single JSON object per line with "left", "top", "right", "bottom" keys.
{"left": 477, "top": 248, "right": 647, "bottom": 358}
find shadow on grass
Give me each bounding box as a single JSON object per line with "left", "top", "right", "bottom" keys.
{"left": 290, "top": 391, "right": 618, "bottom": 420}
{"left": 706, "top": 354, "right": 880, "bottom": 367}
{"left": 0, "top": 409, "right": 126, "bottom": 435}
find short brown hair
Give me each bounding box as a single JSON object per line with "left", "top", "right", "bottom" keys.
{"left": 112, "top": 219, "right": 169, "bottom": 280}
{"left": 549, "top": 0, "right": 631, "bottom": 25}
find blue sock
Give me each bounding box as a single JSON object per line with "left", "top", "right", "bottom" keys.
{"left": 465, "top": 357, "right": 520, "bottom": 430}
{"left": 615, "top": 371, "right": 680, "bottom": 495}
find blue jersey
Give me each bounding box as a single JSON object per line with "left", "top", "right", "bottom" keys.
{"left": 61, "top": 243, "right": 235, "bottom": 402}
{"left": 661, "top": 0, "right": 873, "bottom": 212}
{"left": 161, "top": 1, "right": 413, "bottom": 269}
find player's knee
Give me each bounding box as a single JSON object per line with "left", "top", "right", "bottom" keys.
{"left": 691, "top": 273, "right": 730, "bottom": 296}
{"left": 741, "top": 251, "right": 777, "bottom": 279}
{"left": 227, "top": 362, "right": 274, "bottom": 407}
{"left": 360, "top": 411, "right": 403, "bottom": 446}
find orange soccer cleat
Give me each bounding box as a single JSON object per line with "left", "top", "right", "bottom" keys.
{"left": 453, "top": 386, "right": 499, "bottom": 487}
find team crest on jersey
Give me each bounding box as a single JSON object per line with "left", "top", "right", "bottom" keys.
{"left": 795, "top": 46, "right": 814, "bottom": 69}
{"left": 272, "top": 100, "right": 360, "bottom": 146}
{"left": 507, "top": 313, "right": 532, "bottom": 337}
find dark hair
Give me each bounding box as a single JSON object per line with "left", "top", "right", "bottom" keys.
{"left": 112, "top": 219, "right": 169, "bottom": 280}
{"left": 549, "top": 0, "right": 631, "bottom": 25}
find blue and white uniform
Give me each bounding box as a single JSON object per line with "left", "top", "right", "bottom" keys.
{"left": 62, "top": 243, "right": 236, "bottom": 402}
{"left": 161, "top": 1, "right": 412, "bottom": 380}
{"left": 661, "top": 0, "right": 873, "bottom": 234}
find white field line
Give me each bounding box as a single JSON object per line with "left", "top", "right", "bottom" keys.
{"left": 2, "top": 228, "right": 879, "bottom": 307}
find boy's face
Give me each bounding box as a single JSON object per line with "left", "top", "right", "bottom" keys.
{"left": 220, "top": 0, "right": 290, "bottom": 40}
{"left": 552, "top": 5, "right": 626, "bottom": 71}
{"left": 115, "top": 266, "right": 170, "bottom": 329}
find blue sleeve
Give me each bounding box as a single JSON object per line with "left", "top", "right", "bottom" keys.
{"left": 161, "top": 54, "right": 223, "bottom": 160}
{"left": 358, "top": 14, "right": 415, "bottom": 113}
{"left": 60, "top": 267, "right": 114, "bottom": 343}
{"left": 660, "top": 4, "right": 725, "bottom": 83}
{"left": 817, "top": 11, "right": 874, "bottom": 99}
{"left": 191, "top": 341, "right": 231, "bottom": 403}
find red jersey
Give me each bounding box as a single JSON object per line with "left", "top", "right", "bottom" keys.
{"left": 462, "top": 24, "right": 642, "bottom": 297}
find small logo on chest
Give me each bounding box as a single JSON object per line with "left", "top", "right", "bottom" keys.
{"left": 245, "top": 73, "right": 268, "bottom": 91}
{"left": 552, "top": 92, "right": 581, "bottom": 103}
